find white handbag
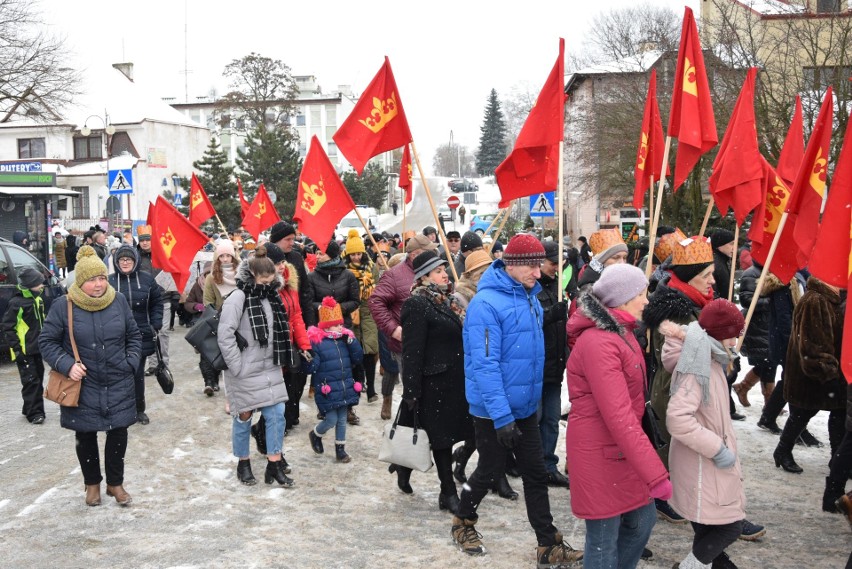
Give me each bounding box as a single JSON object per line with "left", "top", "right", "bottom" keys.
{"left": 378, "top": 406, "right": 433, "bottom": 472}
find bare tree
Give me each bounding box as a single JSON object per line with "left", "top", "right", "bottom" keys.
{"left": 432, "top": 142, "right": 472, "bottom": 177}
{"left": 217, "top": 53, "right": 300, "bottom": 131}
{"left": 0, "top": 0, "right": 80, "bottom": 122}
{"left": 586, "top": 3, "right": 682, "bottom": 61}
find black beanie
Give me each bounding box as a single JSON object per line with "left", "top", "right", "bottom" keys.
{"left": 263, "top": 243, "right": 287, "bottom": 265}
{"left": 269, "top": 221, "right": 295, "bottom": 244}
{"left": 710, "top": 229, "right": 735, "bottom": 250}
{"left": 325, "top": 240, "right": 341, "bottom": 259}
{"left": 460, "top": 231, "right": 483, "bottom": 253}
{"left": 671, "top": 261, "right": 713, "bottom": 283}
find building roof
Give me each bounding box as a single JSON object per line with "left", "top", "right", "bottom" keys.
{"left": 566, "top": 51, "right": 663, "bottom": 94}
{"left": 735, "top": 0, "right": 805, "bottom": 16}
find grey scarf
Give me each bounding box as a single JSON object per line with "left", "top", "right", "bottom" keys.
{"left": 671, "top": 321, "right": 732, "bottom": 405}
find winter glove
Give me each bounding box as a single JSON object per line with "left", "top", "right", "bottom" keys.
{"left": 649, "top": 479, "right": 673, "bottom": 501}
{"left": 713, "top": 444, "right": 736, "bottom": 469}
{"left": 404, "top": 398, "right": 417, "bottom": 411}
{"left": 555, "top": 300, "right": 568, "bottom": 316}
{"left": 194, "top": 303, "right": 204, "bottom": 313}
{"left": 299, "top": 350, "right": 313, "bottom": 363}
{"left": 495, "top": 422, "right": 522, "bottom": 449}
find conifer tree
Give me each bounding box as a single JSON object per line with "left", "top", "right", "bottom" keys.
{"left": 192, "top": 137, "right": 239, "bottom": 229}
{"left": 236, "top": 124, "right": 303, "bottom": 220}
{"left": 340, "top": 162, "right": 389, "bottom": 210}
{"left": 475, "top": 89, "right": 508, "bottom": 175}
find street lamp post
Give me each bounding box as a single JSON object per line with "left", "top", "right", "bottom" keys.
{"left": 80, "top": 112, "right": 116, "bottom": 229}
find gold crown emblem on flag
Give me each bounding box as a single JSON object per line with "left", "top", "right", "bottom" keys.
{"left": 809, "top": 148, "right": 828, "bottom": 197}
{"left": 672, "top": 236, "right": 713, "bottom": 266}
{"left": 683, "top": 56, "right": 698, "bottom": 97}
{"left": 764, "top": 176, "right": 790, "bottom": 234}
{"left": 159, "top": 226, "right": 177, "bottom": 259}
{"left": 637, "top": 132, "right": 649, "bottom": 171}
{"left": 191, "top": 189, "right": 204, "bottom": 208}
{"left": 358, "top": 93, "right": 399, "bottom": 134}
{"left": 300, "top": 178, "right": 327, "bottom": 216}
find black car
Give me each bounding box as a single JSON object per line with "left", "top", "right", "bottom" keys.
{"left": 0, "top": 237, "right": 66, "bottom": 353}
{"left": 448, "top": 179, "right": 478, "bottom": 192}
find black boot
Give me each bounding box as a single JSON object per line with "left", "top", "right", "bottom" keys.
{"left": 237, "top": 459, "right": 257, "bottom": 486}
{"left": 388, "top": 464, "right": 413, "bottom": 494}
{"left": 309, "top": 428, "right": 324, "bottom": 454}
{"left": 823, "top": 476, "right": 846, "bottom": 513}
{"left": 491, "top": 475, "right": 518, "bottom": 500}
{"left": 452, "top": 443, "right": 475, "bottom": 484}
{"left": 711, "top": 551, "right": 739, "bottom": 568}
{"left": 264, "top": 460, "right": 295, "bottom": 487}
{"left": 335, "top": 443, "right": 351, "bottom": 463}
{"left": 439, "top": 491, "right": 460, "bottom": 514}
{"left": 774, "top": 421, "right": 804, "bottom": 474}
{"left": 251, "top": 418, "right": 267, "bottom": 455}
{"left": 204, "top": 381, "right": 214, "bottom": 397}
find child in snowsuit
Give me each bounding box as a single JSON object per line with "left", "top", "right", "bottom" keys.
{"left": 304, "top": 297, "right": 364, "bottom": 463}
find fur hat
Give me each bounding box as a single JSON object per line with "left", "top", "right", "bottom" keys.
{"left": 589, "top": 228, "right": 628, "bottom": 264}
{"left": 345, "top": 229, "right": 366, "bottom": 255}
{"left": 460, "top": 231, "right": 483, "bottom": 253}
{"left": 464, "top": 250, "right": 493, "bottom": 274}
{"left": 263, "top": 243, "right": 287, "bottom": 265}
{"left": 18, "top": 267, "right": 44, "bottom": 289}
{"left": 136, "top": 224, "right": 152, "bottom": 241}
{"left": 75, "top": 245, "right": 107, "bottom": 287}
{"left": 710, "top": 228, "right": 735, "bottom": 250}
{"left": 318, "top": 296, "right": 344, "bottom": 329}
{"left": 405, "top": 234, "right": 438, "bottom": 253}
{"left": 699, "top": 298, "right": 745, "bottom": 341}
{"left": 215, "top": 240, "right": 236, "bottom": 259}
{"left": 503, "top": 234, "right": 546, "bottom": 266}
{"left": 592, "top": 264, "right": 648, "bottom": 308}
{"left": 412, "top": 251, "right": 447, "bottom": 280}
{"left": 269, "top": 221, "right": 296, "bottom": 244}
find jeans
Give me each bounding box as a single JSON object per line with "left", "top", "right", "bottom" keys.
{"left": 232, "top": 403, "right": 285, "bottom": 457}
{"left": 538, "top": 382, "right": 562, "bottom": 473}
{"left": 76, "top": 428, "right": 128, "bottom": 486}
{"left": 691, "top": 520, "right": 743, "bottom": 564}
{"left": 583, "top": 501, "right": 657, "bottom": 569}
{"left": 284, "top": 369, "right": 307, "bottom": 427}
{"left": 457, "top": 414, "right": 559, "bottom": 546}
{"left": 315, "top": 407, "right": 347, "bottom": 442}
{"left": 16, "top": 354, "right": 45, "bottom": 421}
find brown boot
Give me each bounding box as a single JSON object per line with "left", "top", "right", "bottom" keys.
{"left": 106, "top": 485, "right": 133, "bottom": 506}
{"left": 451, "top": 516, "right": 485, "bottom": 555}
{"left": 347, "top": 408, "right": 360, "bottom": 426}
{"left": 536, "top": 532, "right": 583, "bottom": 567}
{"left": 733, "top": 370, "right": 760, "bottom": 407}
{"left": 381, "top": 396, "right": 392, "bottom": 420}
{"left": 85, "top": 484, "right": 101, "bottom": 507}
{"left": 836, "top": 491, "right": 852, "bottom": 529}
{"left": 761, "top": 381, "right": 776, "bottom": 403}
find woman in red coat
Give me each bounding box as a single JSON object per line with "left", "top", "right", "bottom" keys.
{"left": 566, "top": 264, "right": 670, "bottom": 568}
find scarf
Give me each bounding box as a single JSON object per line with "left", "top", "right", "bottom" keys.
{"left": 317, "top": 258, "right": 343, "bottom": 270}
{"left": 348, "top": 261, "right": 375, "bottom": 301}
{"left": 667, "top": 272, "right": 714, "bottom": 308}
{"left": 411, "top": 282, "right": 466, "bottom": 324}
{"left": 217, "top": 263, "right": 237, "bottom": 297}
{"left": 236, "top": 278, "right": 293, "bottom": 367}
{"left": 67, "top": 283, "right": 116, "bottom": 312}
{"left": 671, "top": 321, "right": 733, "bottom": 405}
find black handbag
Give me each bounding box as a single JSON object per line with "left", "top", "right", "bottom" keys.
{"left": 641, "top": 386, "right": 667, "bottom": 450}
{"left": 184, "top": 304, "right": 228, "bottom": 371}
{"left": 154, "top": 336, "right": 174, "bottom": 394}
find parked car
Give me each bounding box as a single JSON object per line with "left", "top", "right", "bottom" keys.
{"left": 0, "top": 237, "right": 66, "bottom": 353}
{"left": 448, "top": 179, "right": 478, "bottom": 192}
{"left": 437, "top": 205, "right": 453, "bottom": 222}
{"left": 469, "top": 213, "right": 499, "bottom": 234}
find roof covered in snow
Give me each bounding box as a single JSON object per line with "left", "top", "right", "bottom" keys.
{"left": 737, "top": 0, "right": 806, "bottom": 16}
{"left": 571, "top": 51, "right": 664, "bottom": 77}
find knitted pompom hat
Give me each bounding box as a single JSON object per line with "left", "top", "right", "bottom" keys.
{"left": 698, "top": 298, "right": 745, "bottom": 341}
{"left": 75, "top": 245, "right": 107, "bottom": 287}
{"left": 503, "top": 234, "right": 545, "bottom": 266}
{"left": 318, "top": 296, "right": 344, "bottom": 329}
{"left": 345, "top": 229, "right": 366, "bottom": 255}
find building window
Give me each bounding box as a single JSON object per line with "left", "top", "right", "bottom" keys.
{"left": 803, "top": 65, "right": 852, "bottom": 90}
{"left": 296, "top": 114, "right": 306, "bottom": 126}
{"left": 310, "top": 107, "right": 321, "bottom": 125}
{"left": 325, "top": 107, "right": 336, "bottom": 127}
{"left": 18, "top": 138, "right": 45, "bottom": 159}
{"left": 71, "top": 186, "right": 89, "bottom": 218}
{"left": 326, "top": 126, "right": 337, "bottom": 139}
{"left": 327, "top": 142, "right": 338, "bottom": 157}
{"left": 73, "top": 136, "right": 104, "bottom": 160}
{"left": 816, "top": 0, "right": 840, "bottom": 13}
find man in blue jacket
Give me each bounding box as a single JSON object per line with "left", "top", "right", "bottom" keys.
{"left": 451, "top": 234, "right": 582, "bottom": 568}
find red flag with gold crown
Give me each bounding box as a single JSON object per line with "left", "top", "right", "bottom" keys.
{"left": 399, "top": 144, "right": 413, "bottom": 204}
{"left": 188, "top": 173, "right": 216, "bottom": 227}
{"left": 748, "top": 158, "right": 801, "bottom": 284}
{"left": 785, "top": 87, "right": 833, "bottom": 267}
{"left": 243, "top": 183, "right": 281, "bottom": 240}
{"left": 294, "top": 136, "right": 357, "bottom": 253}
{"left": 668, "top": 7, "right": 717, "bottom": 191}
{"left": 633, "top": 69, "right": 668, "bottom": 211}
{"left": 147, "top": 196, "right": 209, "bottom": 291}
{"left": 333, "top": 57, "right": 413, "bottom": 175}
{"left": 776, "top": 96, "right": 804, "bottom": 188}
{"left": 237, "top": 178, "right": 250, "bottom": 221}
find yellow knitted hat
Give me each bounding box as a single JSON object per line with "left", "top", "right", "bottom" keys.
{"left": 345, "top": 229, "right": 366, "bottom": 255}
{"left": 75, "top": 245, "right": 107, "bottom": 287}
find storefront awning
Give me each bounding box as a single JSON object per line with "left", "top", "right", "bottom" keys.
{"left": 0, "top": 187, "right": 80, "bottom": 196}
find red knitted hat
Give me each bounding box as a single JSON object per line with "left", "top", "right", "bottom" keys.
{"left": 318, "top": 296, "right": 344, "bottom": 329}
{"left": 503, "top": 234, "right": 545, "bottom": 266}
{"left": 698, "top": 299, "right": 745, "bottom": 341}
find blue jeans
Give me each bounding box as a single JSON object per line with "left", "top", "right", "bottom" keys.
{"left": 538, "top": 382, "right": 562, "bottom": 473}
{"left": 583, "top": 500, "right": 657, "bottom": 569}
{"left": 232, "top": 403, "right": 285, "bottom": 458}
{"left": 315, "top": 407, "right": 347, "bottom": 442}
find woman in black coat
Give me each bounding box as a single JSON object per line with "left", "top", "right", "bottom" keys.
{"left": 395, "top": 251, "right": 472, "bottom": 514}
{"left": 733, "top": 263, "right": 773, "bottom": 406}
{"left": 39, "top": 246, "right": 142, "bottom": 507}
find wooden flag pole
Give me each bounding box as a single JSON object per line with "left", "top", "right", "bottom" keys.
{"left": 698, "top": 197, "right": 715, "bottom": 237}
{"left": 643, "top": 175, "right": 655, "bottom": 279}
{"left": 490, "top": 204, "right": 512, "bottom": 249}
{"left": 411, "top": 142, "right": 459, "bottom": 282}
{"left": 402, "top": 191, "right": 407, "bottom": 236}
{"left": 483, "top": 209, "right": 507, "bottom": 236}
{"left": 557, "top": 141, "right": 565, "bottom": 302}
{"left": 646, "top": 135, "right": 672, "bottom": 280}
{"left": 214, "top": 213, "right": 229, "bottom": 237}
{"left": 736, "top": 212, "right": 789, "bottom": 353}
{"left": 353, "top": 207, "right": 389, "bottom": 270}
{"left": 727, "top": 223, "right": 739, "bottom": 302}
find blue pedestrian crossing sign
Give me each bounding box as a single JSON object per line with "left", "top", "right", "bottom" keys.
{"left": 530, "top": 192, "right": 555, "bottom": 217}
{"left": 108, "top": 169, "right": 133, "bottom": 195}
{"left": 174, "top": 193, "right": 183, "bottom": 206}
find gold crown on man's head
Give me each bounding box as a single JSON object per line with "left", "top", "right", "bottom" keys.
{"left": 137, "top": 224, "right": 152, "bottom": 237}
{"left": 589, "top": 228, "right": 625, "bottom": 255}
{"left": 672, "top": 236, "right": 713, "bottom": 266}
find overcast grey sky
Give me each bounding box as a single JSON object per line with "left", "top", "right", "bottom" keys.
{"left": 42, "top": 0, "right": 699, "bottom": 165}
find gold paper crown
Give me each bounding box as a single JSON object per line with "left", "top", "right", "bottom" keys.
{"left": 672, "top": 236, "right": 713, "bottom": 266}
{"left": 358, "top": 93, "right": 399, "bottom": 134}
{"left": 137, "top": 224, "right": 152, "bottom": 237}
{"left": 654, "top": 229, "right": 687, "bottom": 263}
{"left": 589, "top": 228, "right": 625, "bottom": 256}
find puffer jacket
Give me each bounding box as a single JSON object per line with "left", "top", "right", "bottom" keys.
{"left": 2, "top": 286, "right": 45, "bottom": 358}
{"left": 537, "top": 272, "right": 567, "bottom": 384}
{"left": 303, "top": 326, "right": 363, "bottom": 414}
{"left": 662, "top": 326, "right": 746, "bottom": 525}
{"left": 218, "top": 261, "right": 289, "bottom": 414}
{"left": 108, "top": 245, "right": 163, "bottom": 356}
{"left": 738, "top": 264, "right": 770, "bottom": 365}
{"left": 39, "top": 293, "right": 142, "bottom": 432}
{"left": 308, "top": 261, "right": 360, "bottom": 329}
{"left": 279, "top": 261, "right": 310, "bottom": 351}
{"left": 463, "top": 259, "right": 544, "bottom": 429}
{"left": 566, "top": 291, "right": 668, "bottom": 520}
{"left": 368, "top": 257, "right": 416, "bottom": 353}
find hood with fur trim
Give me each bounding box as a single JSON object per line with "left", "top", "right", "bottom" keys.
{"left": 281, "top": 261, "right": 299, "bottom": 292}
{"left": 567, "top": 290, "right": 638, "bottom": 350}
{"left": 642, "top": 281, "right": 700, "bottom": 331}
{"left": 236, "top": 258, "right": 284, "bottom": 288}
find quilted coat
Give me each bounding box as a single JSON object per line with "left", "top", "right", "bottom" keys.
{"left": 108, "top": 244, "right": 163, "bottom": 357}
{"left": 304, "top": 327, "right": 363, "bottom": 414}
{"left": 368, "top": 257, "right": 416, "bottom": 354}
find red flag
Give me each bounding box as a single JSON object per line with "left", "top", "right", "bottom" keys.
{"left": 147, "top": 196, "right": 209, "bottom": 292}
{"left": 633, "top": 70, "right": 669, "bottom": 211}
{"left": 237, "top": 178, "right": 250, "bottom": 220}
{"left": 294, "top": 136, "right": 357, "bottom": 253}
{"left": 495, "top": 39, "right": 565, "bottom": 208}
{"left": 399, "top": 144, "right": 413, "bottom": 204}
{"left": 188, "top": 173, "right": 216, "bottom": 227}
{"left": 333, "top": 57, "right": 413, "bottom": 175}
{"left": 845, "top": 272, "right": 852, "bottom": 383}
{"left": 808, "top": 108, "right": 852, "bottom": 288}
{"left": 776, "top": 95, "right": 804, "bottom": 188}
{"left": 748, "top": 158, "right": 801, "bottom": 284}
{"left": 668, "top": 7, "right": 718, "bottom": 191}
{"left": 708, "top": 67, "right": 763, "bottom": 224}
{"left": 785, "top": 87, "right": 833, "bottom": 267}
{"left": 243, "top": 183, "right": 281, "bottom": 240}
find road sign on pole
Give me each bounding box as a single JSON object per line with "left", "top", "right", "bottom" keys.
{"left": 108, "top": 169, "right": 133, "bottom": 195}
{"left": 529, "top": 192, "right": 555, "bottom": 217}
{"left": 447, "top": 195, "right": 461, "bottom": 209}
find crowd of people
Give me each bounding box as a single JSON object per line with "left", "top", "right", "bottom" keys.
{"left": 3, "top": 216, "right": 851, "bottom": 569}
